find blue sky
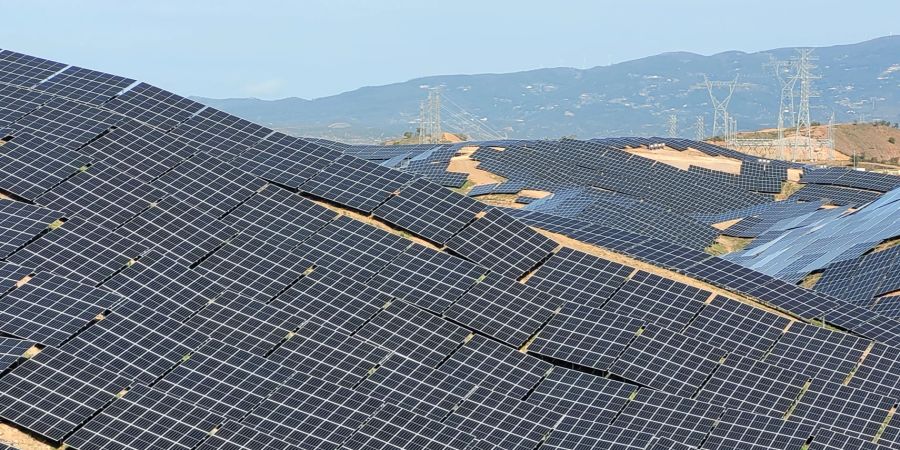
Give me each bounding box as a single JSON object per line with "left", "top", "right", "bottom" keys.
{"left": 3, "top": 1, "right": 897, "bottom": 99}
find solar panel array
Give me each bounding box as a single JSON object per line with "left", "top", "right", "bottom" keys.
{"left": 0, "top": 50, "right": 897, "bottom": 450}
{"left": 801, "top": 166, "right": 900, "bottom": 193}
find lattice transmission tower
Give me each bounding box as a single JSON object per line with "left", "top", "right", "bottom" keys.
{"left": 795, "top": 49, "right": 820, "bottom": 141}
{"left": 667, "top": 115, "right": 678, "bottom": 137}
{"left": 765, "top": 58, "right": 798, "bottom": 159}
{"left": 695, "top": 116, "right": 705, "bottom": 141}
{"left": 704, "top": 74, "right": 738, "bottom": 139}
{"left": 418, "top": 88, "right": 442, "bottom": 144}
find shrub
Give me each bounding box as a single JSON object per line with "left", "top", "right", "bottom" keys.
{"left": 890, "top": 137, "right": 896, "bottom": 144}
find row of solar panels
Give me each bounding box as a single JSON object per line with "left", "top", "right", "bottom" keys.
{"left": 815, "top": 245, "right": 900, "bottom": 316}
{"left": 1, "top": 205, "right": 899, "bottom": 449}
{"left": 801, "top": 166, "right": 900, "bottom": 193}
{"left": 519, "top": 187, "right": 720, "bottom": 250}
{"left": 510, "top": 208, "right": 900, "bottom": 346}
{"left": 470, "top": 139, "right": 775, "bottom": 214}
{"left": 0, "top": 48, "right": 899, "bottom": 449}
{"left": 726, "top": 186, "right": 900, "bottom": 282}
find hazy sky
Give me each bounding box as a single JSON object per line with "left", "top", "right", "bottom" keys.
{"left": 3, "top": 1, "right": 897, "bottom": 100}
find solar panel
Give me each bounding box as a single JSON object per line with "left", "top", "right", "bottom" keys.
{"left": 0, "top": 271, "right": 122, "bottom": 346}
{"left": 168, "top": 107, "right": 271, "bottom": 159}
{"left": 268, "top": 320, "right": 390, "bottom": 387}
{"left": 0, "top": 132, "right": 91, "bottom": 201}
{"left": 342, "top": 403, "right": 477, "bottom": 450}
{"left": 193, "top": 420, "right": 295, "bottom": 450}
{"left": 745, "top": 278, "right": 838, "bottom": 319}
{"left": 528, "top": 302, "right": 643, "bottom": 370}
{"left": 35, "top": 161, "right": 165, "bottom": 230}
{"left": 526, "top": 367, "right": 635, "bottom": 424}
{"left": 368, "top": 244, "right": 483, "bottom": 313}
{"left": 34, "top": 66, "right": 134, "bottom": 105}
{"left": 4, "top": 215, "right": 139, "bottom": 284}
{"left": 299, "top": 154, "right": 416, "bottom": 212}
{"left": 855, "top": 314, "right": 900, "bottom": 349}
{"left": 0, "top": 262, "right": 31, "bottom": 292}
{"left": 101, "top": 248, "right": 225, "bottom": 321}
{"left": 232, "top": 132, "right": 340, "bottom": 188}
{"left": 846, "top": 342, "right": 900, "bottom": 399}
{"left": 764, "top": 322, "right": 870, "bottom": 382}
{"left": 78, "top": 119, "right": 195, "bottom": 181}
{"left": 241, "top": 373, "right": 382, "bottom": 448}
{"left": 524, "top": 247, "right": 633, "bottom": 309}
{"left": 116, "top": 195, "right": 239, "bottom": 266}
{"left": 694, "top": 354, "right": 807, "bottom": 417}
{"left": 60, "top": 299, "right": 208, "bottom": 386}
{"left": 102, "top": 82, "right": 206, "bottom": 130}
{"left": 358, "top": 336, "right": 549, "bottom": 421}
{"left": 355, "top": 355, "right": 459, "bottom": 420}
{"left": 374, "top": 177, "right": 484, "bottom": 244}
{"left": 0, "top": 50, "right": 66, "bottom": 87}
{"left": 184, "top": 290, "right": 302, "bottom": 355}
{"left": 66, "top": 384, "right": 222, "bottom": 450}
{"left": 608, "top": 325, "right": 726, "bottom": 397}
{"left": 685, "top": 256, "right": 775, "bottom": 293}
{"left": 355, "top": 300, "right": 470, "bottom": 368}
{"left": 429, "top": 335, "right": 550, "bottom": 402}
{"left": 445, "top": 208, "right": 557, "bottom": 278}
{"left": 444, "top": 271, "right": 561, "bottom": 346}
{"left": 516, "top": 196, "right": 537, "bottom": 204}
{"left": 610, "top": 389, "right": 724, "bottom": 447}
{"left": 878, "top": 420, "right": 900, "bottom": 448}
{"left": 808, "top": 429, "right": 892, "bottom": 450}
{"left": 0, "top": 337, "right": 32, "bottom": 373}
{"left": 442, "top": 387, "right": 562, "bottom": 449}
{"left": 871, "top": 296, "right": 900, "bottom": 319}
{"left": 792, "top": 378, "right": 894, "bottom": 441}
{"left": 412, "top": 169, "right": 469, "bottom": 188}
{"left": 7, "top": 97, "right": 123, "bottom": 150}
{"left": 149, "top": 152, "right": 265, "bottom": 217}
{"left": 542, "top": 419, "right": 655, "bottom": 450}
{"left": 0, "top": 84, "right": 51, "bottom": 128}
{"left": 647, "top": 437, "right": 696, "bottom": 450}
{"left": 0, "top": 200, "right": 59, "bottom": 258}
{"left": 628, "top": 237, "right": 714, "bottom": 271}
{"left": 789, "top": 184, "right": 881, "bottom": 207}
{"left": 278, "top": 265, "right": 390, "bottom": 333}
{"left": 0, "top": 346, "right": 132, "bottom": 441}
{"left": 601, "top": 271, "right": 711, "bottom": 331}
{"left": 154, "top": 340, "right": 294, "bottom": 420}
{"left": 193, "top": 233, "right": 312, "bottom": 303}
{"left": 220, "top": 184, "right": 336, "bottom": 249}
{"left": 292, "top": 215, "right": 409, "bottom": 283}
{"left": 681, "top": 296, "right": 790, "bottom": 359}
{"left": 703, "top": 409, "right": 814, "bottom": 450}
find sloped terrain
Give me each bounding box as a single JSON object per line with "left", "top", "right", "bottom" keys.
{"left": 195, "top": 36, "right": 900, "bottom": 141}
{"left": 0, "top": 49, "right": 898, "bottom": 450}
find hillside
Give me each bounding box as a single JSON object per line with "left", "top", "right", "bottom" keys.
{"left": 1, "top": 48, "right": 900, "bottom": 450}
{"left": 193, "top": 36, "right": 900, "bottom": 142}
{"left": 732, "top": 121, "right": 900, "bottom": 164}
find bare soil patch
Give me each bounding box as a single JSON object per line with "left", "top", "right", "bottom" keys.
{"left": 627, "top": 147, "right": 742, "bottom": 174}
{"left": 0, "top": 423, "right": 58, "bottom": 450}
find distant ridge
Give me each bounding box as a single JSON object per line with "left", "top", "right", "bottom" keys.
{"left": 193, "top": 36, "right": 900, "bottom": 142}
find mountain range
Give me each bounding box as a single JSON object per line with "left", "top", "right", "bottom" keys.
{"left": 192, "top": 36, "right": 900, "bottom": 143}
